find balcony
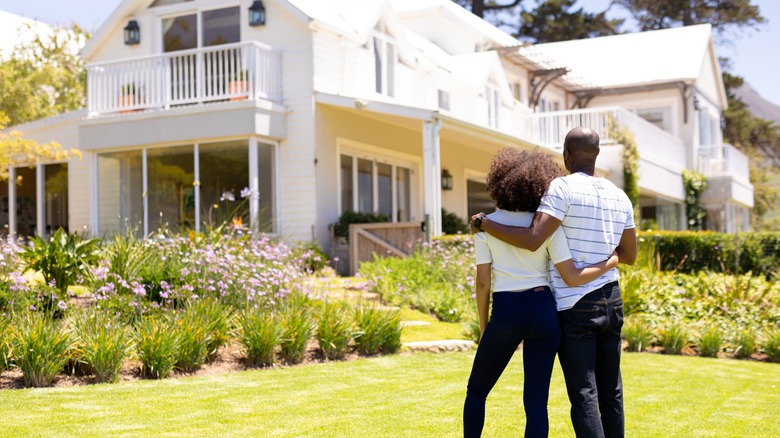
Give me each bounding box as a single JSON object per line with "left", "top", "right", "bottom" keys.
{"left": 86, "top": 42, "right": 282, "bottom": 117}
{"left": 697, "top": 144, "right": 751, "bottom": 184}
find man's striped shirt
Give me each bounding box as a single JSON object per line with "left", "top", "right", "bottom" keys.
{"left": 537, "top": 172, "right": 635, "bottom": 311}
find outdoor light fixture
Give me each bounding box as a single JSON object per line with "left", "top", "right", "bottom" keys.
{"left": 249, "top": 1, "right": 266, "bottom": 26}
{"left": 124, "top": 20, "right": 140, "bottom": 45}
{"left": 693, "top": 95, "right": 701, "bottom": 111}
{"left": 441, "top": 169, "right": 453, "bottom": 191}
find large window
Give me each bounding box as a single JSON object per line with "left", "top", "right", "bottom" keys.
{"left": 44, "top": 163, "right": 69, "bottom": 234}
{"left": 98, "top": 141, "right": 275, "bottom": 236}
{"left": 486, "top": 85, "right": 500, "bottom": 128}
{"left": 340, "top": 152, "right": 413, "bottom": 222}
{"left": 636, "top": 107, "right": 672, "bottom": 133}
{"left": 163, "top": 7, "right": 240, "bottom": 52}
{"left": 14, "top": 167, "right": 37, "bottom": 238}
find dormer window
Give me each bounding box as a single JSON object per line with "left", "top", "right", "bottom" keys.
{"left": 163, "top": 6, "right": 240, "bottom": 52}
{"left": 372, "top": 26, "right": 396, "bottom": 97}
{"left": 486, "top": 84, "right": 500, "bottom": 128}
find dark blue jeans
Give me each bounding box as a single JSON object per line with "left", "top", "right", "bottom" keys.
{"left": 464, "top": 287, "right": 561, "bottom": 438}
{"left": 558, "top": 282, "right": 625, "bottom": 438}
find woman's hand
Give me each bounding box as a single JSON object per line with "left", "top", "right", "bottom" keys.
{"left": 607, "top": 250, "right": 619, "bottom": 270}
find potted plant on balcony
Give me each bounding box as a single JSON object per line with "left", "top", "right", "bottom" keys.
{"left": 119, "top": 83, "right": 141, "bottom": 114}
{"left": 227, "top": 70, "right": 249, "bottom": 101}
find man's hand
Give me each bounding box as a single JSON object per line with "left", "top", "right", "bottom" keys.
{"left": 470, "top": 212, "right": 486, "bottom": 234}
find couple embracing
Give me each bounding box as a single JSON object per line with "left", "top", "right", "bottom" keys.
{"left": 464, "top": 127, "right": 637, "bottom": 438}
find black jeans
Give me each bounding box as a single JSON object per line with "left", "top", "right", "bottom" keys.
{"left": 558, "top": 282, "right": 625, "bottom": 438}
{"left": 464, "top": 288, "right": 561, "bottom": 438}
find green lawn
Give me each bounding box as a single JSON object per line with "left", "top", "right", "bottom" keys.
{"left": 1, "top": 352, "right": 777, "bottom": 437}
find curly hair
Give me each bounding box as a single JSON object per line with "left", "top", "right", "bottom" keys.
{"left": 485, "top": 148, "right": 564, "bottom": 212}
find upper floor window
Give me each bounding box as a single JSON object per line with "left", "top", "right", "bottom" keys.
{"left": 372, "top": 29, "right": 396, "bottom": 97}
{"left": 511, "top": 82, "right": 524, "bottom": 104}
{"left": 699, "top": 111, "right": 719, "bottom": 147}
{"left": 486, "top": 85, "right": 500, "bottom": 128}
{"left": 636, "top": 107, "right": 672, "bottom": 133}
{"left": 438, "top": 90, "right": 450, "bottom": 111}
{"left": 163, "top": 6, "right": 240, "bottom": 52}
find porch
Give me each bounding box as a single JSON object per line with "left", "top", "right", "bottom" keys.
{"left": 86, "top": 41, "right": 282, "bottom": 117}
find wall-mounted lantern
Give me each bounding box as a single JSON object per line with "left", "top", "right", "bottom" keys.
{"left": 693, "top": 95, "right": 701, "bottom": 111}
{"left": 441, "top": 169, "right": 453, "bottom": 191}
{"left": 249, "top": 1, "right": 267, "bottom": 26}
{"left": 124, "top": 20, "right": 140, "bottom": 45}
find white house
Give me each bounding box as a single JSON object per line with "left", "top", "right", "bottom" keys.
{"left": 1, "top": 0, "right": 753, "bottom": 248}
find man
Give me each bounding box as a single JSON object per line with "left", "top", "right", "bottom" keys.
{"left": 471, "top": 127, "right": 636, "bottom": 438}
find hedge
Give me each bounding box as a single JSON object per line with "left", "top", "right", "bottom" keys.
{"left": 639, "top": 231, "right": 780, "bottom": 278}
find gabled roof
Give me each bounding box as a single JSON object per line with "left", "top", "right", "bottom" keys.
{"left": 533, "top": 24, "right": 715, "bottom": 89}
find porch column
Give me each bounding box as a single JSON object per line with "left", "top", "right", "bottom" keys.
{"left": 422, "top": 118, "right": 443, "bottom": 237}
{"left": 90, "top": 152, "right": 99, "bottom": 237}
{"left": 36, "top": 163, "right": 45, "bottom": 237}
{"left": 248, "top": 137, "right": 259, "bottom": 234}
{"left": 8, "top": 168, "right": 16, "bottom": 237}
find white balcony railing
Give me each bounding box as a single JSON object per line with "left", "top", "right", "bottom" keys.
{"left": 87, "top": 41, "right": 282, "bottom": 116}
{"left": 524, "top": 106, "right": 687, "bottom": 168}
{"left": 698, "top": 144, "right": 751, "bottom": 184}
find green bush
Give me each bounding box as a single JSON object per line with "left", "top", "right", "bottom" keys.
{"left": 0, "top": 317, "right": 14, "bottom": 371}
{"left": 354, "top": 306, "right": 402, "bottom": 355}
{"left": 658, "top": 321, "right": 689, "bottom": 355}
{"left": 237, "top": 307, "right": 281, "bottom": 367}
{"left": 135, "top": 315, "right": 178, "bottom": 379}
{"left": 441, "top": 208, "right": 469, "bottom": 235}
{"left": 12, "top": 313, "right": 71, "bottom": 387}
{"left": 733, "top": 328, "right": 757, "bottom": 359}
{"left": 316, "top": 301, "right": 354, "bottom": 360}
{"left": 763, "top": 328, "right": 780, "bottom": 363}
{"left": 280, "top": 305, "right": 313, "bottom": 365}
{"left": 332, "top": 211, "right": 389, "bottom": 239}
{"left": 623, "top": 317, "right": 654, "bottom": 352}
{"left": 292, "top": 241, "right": 330, "bottom": 274}
{"left": 173, "top": 310, "right": 210, "bottom": 372}
{"left": 698, "top": 326, "right": 723, "bottom": 358}
{"left": 70, "top": 310, "right": 134, "bottom": 383}
{"left": 20, "top": 228, "right": 100, "bottom": 297}
{"left": 186, "top": 298, "right": 233, "bottom": 361}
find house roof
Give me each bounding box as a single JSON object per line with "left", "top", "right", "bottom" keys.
{"left": 532, "top": 24, "right": 715, "bottom": 89}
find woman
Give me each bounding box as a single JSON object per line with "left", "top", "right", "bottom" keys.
{"left": 463, "top": 148, "right": 619, "bottom": 437}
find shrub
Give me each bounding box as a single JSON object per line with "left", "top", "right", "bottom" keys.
{"left": 0, "top": 317, "right": 13, "bottom": 371}
{"left": 332, "top": 211, "right": 389, "bottom": 239}
{"left": 237, "top": 307, "right": 281, "bottom": 367}
{"left": 441, "top": 208, "right": 469, "bottom": 235}
{"left": 354, "top": 306, "right": 402, "bottom": 355}
{"left": 292, "top": 241, "right": 330, "bottom": 274}
{"left": 733, "top": 328, "right": 757, "bottom": 359}
{"left": 12, "top": 313, "right": 71, "bottom": 387}
{"left": 658, "top": 321, "right": 688, "bottom": 355}
{"left": 135, "top": 315, "right": 178, "bottom": 379}
{"left": 70, "top": 310, "right": 134, "bottom": 383}
{"left": 172, "top": 310, "right": 210, "bottom": 372}
{"left": 763, "top": 328, "right": 780, "bottom": 363}
{"left": 698, "top": 326, "right": 723, "bottom": 358}
{"left": 623, "top": 317, "right": 654, "bottom": 352}
{"left": 280, "top": 305, "right": 314, "bottom": 365}
{"left": 20, "top": 228, "right": 100, "bottom": 297}
{"left": 316, "top": 301, "right": 354, "bottom": 360}
{"left": 186, "top": 298, "right": 233, "bottom": 361}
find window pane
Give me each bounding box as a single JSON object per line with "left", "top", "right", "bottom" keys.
{"left": 257, "top": 142, "right": 275, "bottom": 233}
{"left": 377, "top": 163, "right": 392, "bottom": 219}
{"left": 163, "top": 14, "right": 197, "bottom": 52}
{"left": 147, "top": 146, "right": 194, "bottom": 231}
{"left": 98, "top": 151, "right": 144, "bottom": 236}
{"left": 15, "top": 167, "right": 37, "bottom": 238}
{"left": 44, "top": 163, "right": 68, "bottom": 235}
{"left": 340, "top": 155, "right": 353, "bottom": 214}
{"left": 373, "top": 37, "right": 382, "bottom": 94}
{"left": 467, "top": 180, "right": 493, "bottom": 219}
{"left": 0, "top": 178, "right": 8, "bottom": 234}
{"left": 203, "top": 7, "right": 240, "bottom": 47}
{"left": 386, "top": 41, "right": 395, "bottom": 97}
{"left": 199, "top": 141, "right": 249, "bottom": 229}
{"left": 396, "top": 167, "right": 410, "bottom": 222}
{"left": 357, "top": 158, "right": 373, "bottom": 213}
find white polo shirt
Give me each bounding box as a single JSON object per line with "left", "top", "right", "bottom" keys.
{"left": 538, "top": 172, "right": 636, "bottom": 310}
{"left": 475, "top": 209, "right": 574, "bottom": 293}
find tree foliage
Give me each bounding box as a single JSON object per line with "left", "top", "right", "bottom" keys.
{"left": 0, "top": 112, "right": 80, "bottom": 182}
{"left": 517, "top": 0, "right": 622, "bottom": 43}
{"left": 0, "top": 23, "right": 88, "bottom": 126}
{"left": 452, "top": 0, "right": 523, "bottom": 18}
{"left": 613, "top": 0, "right": 765, "bottom": 37}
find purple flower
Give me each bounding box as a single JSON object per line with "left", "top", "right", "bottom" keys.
{"left": 220, "top": 191, "right": 235, "bottom": 202}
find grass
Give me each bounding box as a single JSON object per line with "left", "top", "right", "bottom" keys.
{"left": 399, "top": 307, "right": 465, "bottom": 343}
{"left": 0, "top": 352, "right": 777, "bottom": 437}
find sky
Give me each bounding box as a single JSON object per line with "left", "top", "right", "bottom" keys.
{"left": 1, "top": 0, "right": 778, "bottom": 105}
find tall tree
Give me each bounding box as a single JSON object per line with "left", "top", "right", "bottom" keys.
{"left": 0, "top": 23, "right": 88, "bottom": 126}
{"left": 517, "top": 0, "right": 622, "bottom": 43}
{"left": 453, "top": 0, "right": 524, "bottom": 18}
{"left": 613, "top": 0, "right": 765, "bottom": 37}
